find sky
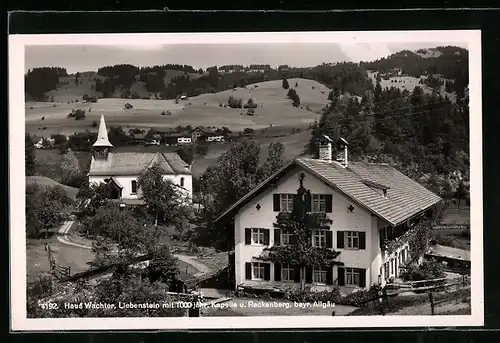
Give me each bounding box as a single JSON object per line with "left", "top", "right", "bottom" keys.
{"left": 25, "top": 42, "right": 468, "bottom": 74}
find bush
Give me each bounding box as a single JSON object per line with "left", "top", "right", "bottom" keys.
{"left": 246, "top": 108, "right": 255, "bottom": 116}
{"left": 92, "top": 120, "right": 98, "bottom": 127}
{"left": 228, "top": 96, "right": 243, "bottom": 109}
{"left": 338, "top": 285, "right": 382, "bottom": 307}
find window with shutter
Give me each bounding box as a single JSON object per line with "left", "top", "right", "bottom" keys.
{"left": 252, "top": 262, "right": 266, "bottom": 280}
{"left": 280, "top": 194, "right": 294, "bottom": 212}
{"left": 312, "top": 230, "right": 327, "bottom": 247}
{"left": 281, "top": 264, "right": 295, "bottom": 282}
{"left": 345, "top": 267, "right": 361, "bottom": 286}
{"left": 345, "top": 231, "right": 360, "bottom": 249}
{"left": 311, "top": 194, "right": 327, "bottom": 212}
{"left": 337, "top": 231, "right": 344, "bottom": 249}
{"left": 312, "top": 267, "right": 328, "bottom": 284}
{"left": 250, "top": 228, "right": 267, "bottom": 245}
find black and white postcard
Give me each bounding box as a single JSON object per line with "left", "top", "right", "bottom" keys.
{"left": 9, "top": 30, "right": 483, "bottom": 330}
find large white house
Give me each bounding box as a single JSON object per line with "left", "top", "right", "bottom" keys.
{"left": 215, "top": 135, "right": 442, "bottom": 293}
{"left": 88, "top": 113, "right": 193, "bottom": 206}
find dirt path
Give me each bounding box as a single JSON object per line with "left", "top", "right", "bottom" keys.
{"left": 57, "top": 221, "right": 211, "bottom": 278}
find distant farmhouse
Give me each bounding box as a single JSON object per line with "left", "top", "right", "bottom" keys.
{"left": 191, "top": 126, "right": 225, "bottom": 143}
{"left": 88, "top": 113, "right": 193, "bottom": 207}
{"left": 215, "top": 135, "right": 442, "bottom": 293}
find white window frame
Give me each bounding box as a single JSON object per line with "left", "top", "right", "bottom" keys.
{"left": 282, "top": 264, "right": 295, "bottom": 282}
{"left": 252, "top": 262, "right": 265, "bottom": 280}
{"left": 345, "top": 267, "right": 361, "bottom": 286}
{"left": 311, "top": 194, "right": 327, "bottom": 212}
{"left": 131, "top": 180, "right": 137, "bottom": 194}
{"left": 313, "top": 267, "right": 328, "bottom": 284}
{"left": 280, "top": 194, "right": 294, "bottom": 212}
{"left": 251, "top": 228, "right": 266, "bottom": 245}
{"left": 345, "top": 231, "right": 360, "bottom": 249}
{"left": 312, "top": 230, "right": 327, "bottom": 247}
{"left": 281, "top": 232, "right": 293, "bottom": 246}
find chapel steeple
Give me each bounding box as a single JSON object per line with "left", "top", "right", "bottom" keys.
{"left": 92, "top": 110, "right": 113, "bottom": 159}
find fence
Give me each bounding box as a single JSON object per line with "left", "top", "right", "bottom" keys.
{"left": 375, "top": 275, "right": 470, "bottom": 315}
{"left": 46, "top": 243, "right": 71, "bottom": 279}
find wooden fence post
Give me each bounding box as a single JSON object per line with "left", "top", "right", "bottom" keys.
{"left": 428, "top": 292, "right": 435, "bottom": 315}
{"left": 379, "top": 288, "right": 387, "bottom": 316}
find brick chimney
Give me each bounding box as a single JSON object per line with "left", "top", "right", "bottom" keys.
{"left": 317, "top": 135, "right": 333, "bottom": 162}
{"left": 335, "top": 137, "right": 349, "bottom": 168}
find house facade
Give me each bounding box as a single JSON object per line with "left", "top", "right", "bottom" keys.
{"left": 192, "top": 126, "right": 224, "bottom": 143}
{"left": 216, "top": 136, "right": 442, "bottom": 293}
{"left": 88, "top": 113, "right": 193, "bottom": 206}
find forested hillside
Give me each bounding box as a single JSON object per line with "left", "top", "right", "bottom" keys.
{"left": 24, "top": 46, "right": 468, "bottom": 104}
{"left": 309, "top": 83, "right": 469, "bottom": 197}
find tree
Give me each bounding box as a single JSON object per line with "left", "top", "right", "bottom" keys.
{"left": 201, "top": 140, "right": 262, "bottom": 217}
{"left": 261, "top": 173, "right": 342, "bottom": 289}
{"left": 146, "top": 244, "right": 180, "bottom": 287}
{"left": 258, "top": 141, "right": 285, "bottom": 180}
{"left": 87, "top": 204, "right": 162, "bottom": 266}
{"left": 287, "top": 88, "right": 300, "bottom": 107}
{"left": 60, "top": 149, "right": 86, "bottom": 188}
{"left": 137, "top": 164, "right": 193, "bottom": 226}
{"left": 25, "top": 134, "right": 36, "bottom": 176}
{"left": 50, "top": 133, "right": 67, "bottom": 146}
{"left": 282, "top": 78, "right": 290, "bottom": 90}
{"left": 77, "top": 181, "right": 112, "bottom": 218}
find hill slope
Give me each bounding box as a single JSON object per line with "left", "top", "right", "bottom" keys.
{"left": 26, "top": 176, "right": 79, "bottom": 200}
{"left": 25, "top": 78, "right": 327, "bottom": 136}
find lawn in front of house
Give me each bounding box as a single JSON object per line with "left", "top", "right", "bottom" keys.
{"left": 201, "top": 298, "right": 358, "bottom": 317}
{"left": 26, "top": 237, "right": 95, "bottom": 282}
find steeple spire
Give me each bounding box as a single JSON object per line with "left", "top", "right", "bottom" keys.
{"left": 92, "top": 110, "right": 113, "bottom": 148}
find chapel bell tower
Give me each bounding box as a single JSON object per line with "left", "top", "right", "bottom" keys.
{"left": 92, "top": 110, "right": 113, "bottom": 160}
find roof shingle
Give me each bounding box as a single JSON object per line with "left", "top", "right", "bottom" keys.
{"left": 89, "top": 152, "right": 191, "bottom": 176}
{"left": 216, "top": 157, "right": 442, "bottom": 227}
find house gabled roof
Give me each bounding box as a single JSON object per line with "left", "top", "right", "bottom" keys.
{"left": 193, "top": 126, "right": 216, "bottom": 135}
{"left": 89, "top": 152, "right": 191, "bottom": 176}
{"left": 215, "top": 157, "right": 442, "bottom": 227}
